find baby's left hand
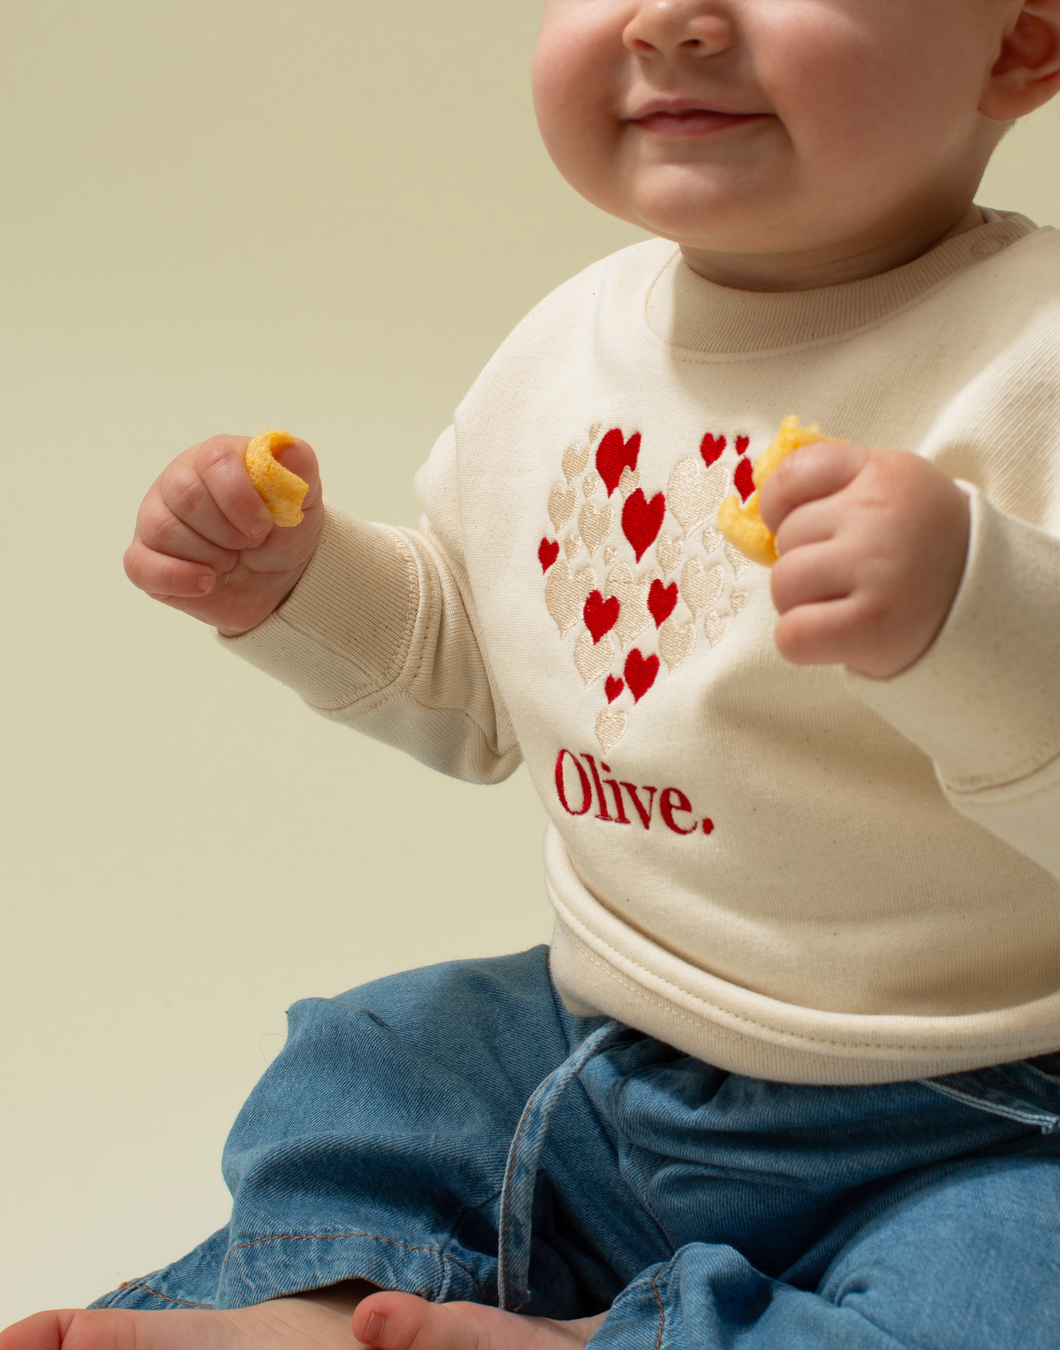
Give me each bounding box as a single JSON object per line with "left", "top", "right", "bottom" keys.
{"left": 758, "top": 443, "right": 970, "bottom": 678}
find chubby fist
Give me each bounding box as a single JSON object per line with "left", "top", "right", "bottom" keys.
{"left": 124, "top": 434, "right": 324, "bottom": 636}
{"left": 758, "top": 442, "right": 970, "bottom": 679}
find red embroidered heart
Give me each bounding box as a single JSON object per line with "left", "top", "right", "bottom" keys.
{"left": 735, "top": 435, "right": 750, "bottom": 456}
{"left": 605, "top": 675, "right": 624, "bottom": 704}
{"left": 538, "top": 538, "right": 560, "bottom": 573}
{"left": 734, "top": 458, "right": 755, "bottom": 502}
{"left": 700, "top": 432, "right": 726, "bottom": 467}
{"left": 583, "top": 589, "right": 620, "bottom": 644}
{"left": 596, "top": 429, "right": 642, "bottom": 496}
{"left": 624, "top": 648, "right": 660, "bottom": 703}
{"left": 621, "top": 488, "right": 665, "bottom": 562}
{"left": 648, "top": 579, "right": 678, "bottom": 628}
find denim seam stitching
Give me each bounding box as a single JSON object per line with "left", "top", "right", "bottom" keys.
{"left": 91, "top": 1283, "right": 213, "bottom": 1310}
{"left": 220, "top": 1229, "right": 479, "bottom": 1287}
{"left": 982, "top": 1066, "right": 1060, "bottom": 1112}
{"left": 650, "top": 1276, "right": 665, "bottom": 1350}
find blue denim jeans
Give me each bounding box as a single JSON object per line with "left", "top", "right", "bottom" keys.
{"left": 96, "top": 947, "right": 1060, "bottom": 1348}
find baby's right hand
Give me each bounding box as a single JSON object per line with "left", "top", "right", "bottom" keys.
{"left": 124, "top": 434, "right": 324, "bottom": 636}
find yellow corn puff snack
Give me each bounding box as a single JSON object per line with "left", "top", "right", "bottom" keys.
{"left": 245, "top": 429, "right": 308, "bottom": 527}
{"left": 717, "top": 415, "right": 846, "bottom": 567}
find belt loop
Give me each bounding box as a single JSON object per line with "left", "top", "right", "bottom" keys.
{"left": 497, "top": 1020, "right": 624, "bottom": 1312}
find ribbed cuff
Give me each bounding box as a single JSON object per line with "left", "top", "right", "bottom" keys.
{"left": 847, "top": 487, "right": 1060, "bottom": 792}
{"left": 218, "top": 502, "right": 419, "bottom": 709}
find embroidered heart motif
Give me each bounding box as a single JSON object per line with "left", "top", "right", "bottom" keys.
{"left": 583, "top": 470, "right": 601, "bottom": 498}
{"left": 596, "top": 429, "right": 641, "bottom": 496}
{"left": 546, "top": 558, "right": 595, "bottom": 636}
{"left": 656, "top": 534, "right": 683, "bottom": 577}
{"left": 700, "top": 432, "right": 726, "bottom": 467}
{"left": 583, "top": 589, "right": 620, "bottom": 643}
{"left": 624, "top": 648, "right": 660, "bottom": 703}
{"left": 667, "top": 456, "right": 726, "bottom": 532}
{"left": 595, "top": 707, "right": 628, "bottom": 753}
{"left": 538, "top": 538, "right": 559, "bottom": 573}
{"left": 607, "top": 563, "right": 651, "bottom": 648}
{"left": 622, "top": 488, "right": 665, "bottom": 562}
{"left": 734, "top": 458, "right": 755, "bottom": 502}
{"left": 575, "top": 629, "right": 614, "bottom": 686}
{"left": 648, "top": 579, "right": 678, "bottom": 628}
{"left": 618, "top": 466, "right": 640, "bottom": 498}
{"left": 681, "top": 558, "right": 724, "bottom": 618}
{"left": 563, "top": 441, "right": 591, "bottom": 483}
{"left": 736, "top": 435, "right": 750, "bottom": 455}
{"left": 605, "top": 675, "right": 624, "bottom": 703}
{"left": 579, "top": 500, "right": 613, "bottom": 555}
{"left": 564, "top": 534, "right": 583, "bottom": 561}
{"left": 706, "top": 611, "right": 731, "bottom": 646}
{"left": 659, "top": 618, "right": 696, "bottom": 671}
{"left": 549, "top": 481, "right": 578, "bottom": 531}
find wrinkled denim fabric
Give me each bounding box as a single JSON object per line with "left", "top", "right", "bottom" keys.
{"left": 95, "top": 947, "right": 1060, "bottom": 1348}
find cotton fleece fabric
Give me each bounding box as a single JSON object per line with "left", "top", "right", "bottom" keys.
{"left": 225, "top": 210, "right": 1060, "bottom": 1085}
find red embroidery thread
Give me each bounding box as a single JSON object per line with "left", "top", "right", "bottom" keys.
{"left": 622, "top": 489, "right": 666, "bottom": 562}
{"left": 647, "top": 579, "right": 678, "bottom": 628}
{"left": 660, "top": 787, "right": 697, "bottom": 835}
{"left": 700, "top": 433, "right": 726, "bottom": 467}
{"left": 735, "top": 435, "right": 750, "bottom": 456}
{"left": 734, "top": 458, "right": 755, "bottom": 502}
{"left": 583, "top": 590, "right": 621, "bottom": 644}
{"left": 620, "top": 782, "right": 657, "bottom": 829}
{"left": 555, "top": 749, "right": 593, "bottom": 816}
{"left": 605, "top": 675, "right": 625, "bottom": 704}
{"left": 596, "top": 429, "right": 642, "bottom": 496}
{"left": 624, "top": 649, "right": 660, "bottom": 702}
{"left": 581, "top": 753, "right": 616, "bottom": 822}
{"left": 538, "top": 538, "right": 560, "bottom": 573}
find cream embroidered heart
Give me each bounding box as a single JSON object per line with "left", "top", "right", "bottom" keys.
{"left": 548, "top": 481, "right": 577, "bottom": 533}
{"left": 595, "top": 707, "right": 628, "bottom": 753}
{"left": 575, "top": 630, "right": 615, "bottom": 686}
{"left": 659, "top": 618, "right": 696, "bottom": 671}
{"left": 656, "top": 534, "right": 683, "bottom": 577}
{"left": 579, "top": 501, "right": 613, "bottom": 555}
{"left": 563, "top": 441, "right": 591, "bottom": 483}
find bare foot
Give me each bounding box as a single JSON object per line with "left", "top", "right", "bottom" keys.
{"left": 0, "top": 1288, "right": 371, "bottom": 1350}
{"left": 353, "top": 1293, "right": 606, "bottom": 1350}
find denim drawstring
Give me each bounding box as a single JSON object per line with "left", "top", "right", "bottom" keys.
{"left": 497, "top": 1019, "right": 625, "bottom": 1312}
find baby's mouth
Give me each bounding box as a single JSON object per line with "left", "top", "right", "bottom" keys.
{"left": 632, "top": 108, "right": 765, "bottom": 137}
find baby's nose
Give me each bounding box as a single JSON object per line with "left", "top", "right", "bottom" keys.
{"left": 623, "top": 0, "right": 736, "bottom": 59}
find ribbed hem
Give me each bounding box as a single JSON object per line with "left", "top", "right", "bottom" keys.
{"left": 218, "top": 503, "right": 419, "bottom": 708}
{"left": 847, "top": 488, "right": 1060, "bottom": 793}
{"left": 545, "top": 830, "right": 1060, "bottom": 1085}
{"left": 645, "top": 211, "right": 1038, "bottom": 355}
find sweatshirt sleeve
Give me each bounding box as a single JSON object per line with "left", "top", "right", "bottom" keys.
{"left": 847, "top": 486, "right": 1060, "bottom": 877}
{"left": 217, "top": 427, "right": 521, "bottom": 785}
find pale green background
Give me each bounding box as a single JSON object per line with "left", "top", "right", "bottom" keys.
{"left": 1, "top": 0, "right": 1057, "bottom": 1326}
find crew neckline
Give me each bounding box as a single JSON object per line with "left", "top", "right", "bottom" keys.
{"left": 644, "top": 209, "right": 1038, "bottom": 356}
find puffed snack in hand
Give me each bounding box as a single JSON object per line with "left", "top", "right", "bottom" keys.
{"left": 717, "top": 414, "right": 846, "bottom": 566}
{"left": 245, "top": 429, "right": 309, "bottom": 527}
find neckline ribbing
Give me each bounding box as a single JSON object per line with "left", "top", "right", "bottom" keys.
{"left": 644, "top": 210, "right": 1038, "bottom": 356}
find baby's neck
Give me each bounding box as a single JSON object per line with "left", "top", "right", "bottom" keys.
{"left": 680, "top": 202, "right": 986, "bottom": 294}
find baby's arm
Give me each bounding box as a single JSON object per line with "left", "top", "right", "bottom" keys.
{"left": 124, "top": 433, "right": 323, "bottom": 636}
{"left": 762, "top": 440, "right": 1060, "bottom": 882}
{"left": 758, "top": 441, "right": 970, "bottom": 678}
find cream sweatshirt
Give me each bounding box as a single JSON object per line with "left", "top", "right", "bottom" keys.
{"left": 226, "top": 210, "right": 1060, "bottom": 1085}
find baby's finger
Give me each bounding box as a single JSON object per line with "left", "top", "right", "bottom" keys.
{"left": 771, "top": 539, "right": 855, "bottom": 615}
{"left": 773, "top": 594, "right": 865, "bottom": 666}
{"left": 759, "top": 441, "right": 870, "bottom": 533}
{"left": 135, "top": 497, "right": 240, "bottom": 574}
{"left": 192, "top": 435, "right": 278, "bottom": 541}
{"left": 124, "top": 537, "right": 220, "bottom": 599}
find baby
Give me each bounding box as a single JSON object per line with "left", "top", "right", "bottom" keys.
{"left": 7, "top": 0, "right": 1060, "bottom": 1347}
